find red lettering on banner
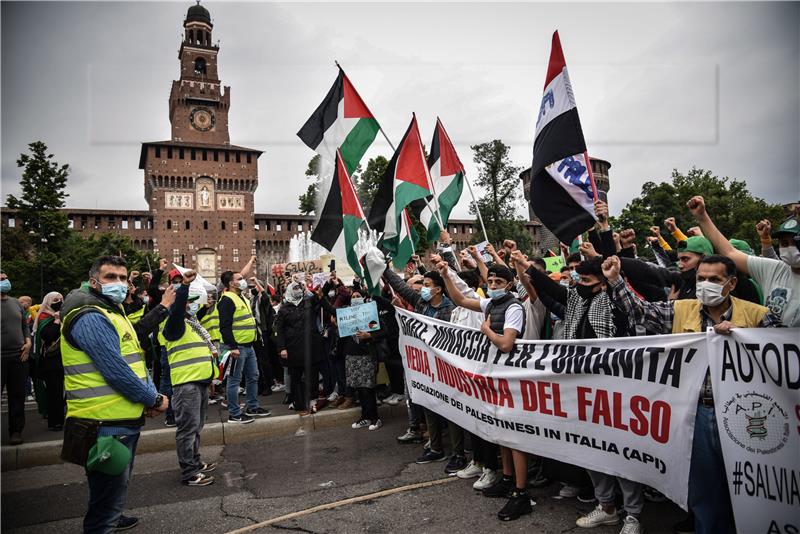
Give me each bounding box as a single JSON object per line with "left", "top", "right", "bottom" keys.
{"left": 577, "top": 387, "right": 672, "bottom": 443}
{"left": 498, "top": 379, "right": 514, "bottom": 408}
{"left": 521, "top": 380, "right": 568, "bottom": 418}
{"left": 406, "top": 345, "right": 431, "bottom": 378}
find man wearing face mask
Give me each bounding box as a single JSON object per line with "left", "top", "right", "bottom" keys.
{"left": 689, "top": 195, "right": 800, "bottom": 327}
{"left": 158, "top": 270, "right": 219, "bottom": 486}
{"left": 604, "top": 253, "right": 778, "bottom": 534}
{"left": 59, "top": 256, "right": 171, "bottom": 532}
{"left": 218, "top": 270, "right": 269, "bottom": 423}
{"left": 1, "top": 270, "right": 32, "bottom": 446}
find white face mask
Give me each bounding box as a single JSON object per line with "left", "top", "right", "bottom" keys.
{"left": 237, "top": 279, "right": 248, "bottom": 291}
{"left": 696, "top": 280, "right": 729, "bottom": 307}
{"left": 779, "top": 246, "right": 800, "bottom": 268}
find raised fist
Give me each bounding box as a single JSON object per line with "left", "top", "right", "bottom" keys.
{"left": 649, "top": 226, "right": 661, "bottom": 237}
{"left": 686, "top": 226, "right": 703, "bottom": 237}
{"left": 579, "top": 241, "right": 599, "bottom": 258}
{"left": 663, "top": 217, "right": 677, "bottom": 233}
{"left": 601, "top": 256, "right": 621, "bottom": 281}
{"left": 594, "top": 200, "right": 609, "bottom": 222}
{"left": 159, "top": 258, "right": 169, "bottom": 270}
{"left": 756, "top": 219, "right": 772, "bottom": 240}
{"left": 502, "top": 239, "right": 518, "bottom": 252}
{"left": 182, "top": 270, "right": 197, "bottom": 285}
{"left": 686, "top": 196, "right": 706, "bottom": 219}
{"left": 619, "top": 229, "right": 636, "bottom": 247}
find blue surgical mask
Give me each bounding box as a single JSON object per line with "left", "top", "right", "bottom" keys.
{"left": 172, "top": 283, "right": 181, "bottom": 291}
{"left": 487, "top": 288, "right": 507, "bottom": 299}
{"left": 0, "top": 279, "right": 11, "bottom": 293}
{"left": 99, "top": 282, "right": 128, "bottom": 304}
{"left": 420, "top": 287, "right": 433, "bottom": 302}
{"left": 351, "top": 297, "right": 364, "bottom": 306}
{"left": 187, "top": 302, "right": 200, "bottom": 316}
{"left": 570, "top": 271, "right": 581, "bottom": 283}
{"left": 559, "top": 280, "right": 570, "bottom": 287}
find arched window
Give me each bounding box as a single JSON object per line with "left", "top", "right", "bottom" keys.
{"left": 185, "top": 220, "right": 191, "bottom": 230}
{"left": 203, "top": 220, "right": 208, "bottom": 230}
{"left": 166, "top": 220, "right": 172, "bottom": 230}
{"left": 221, "top": 221, "right": 226, "bottom": 230}
{"left": 238, "top": 221, "right": 243, "bottom": 231}
{"left": 194, "top": 57, "right": 206, "bottom": 76}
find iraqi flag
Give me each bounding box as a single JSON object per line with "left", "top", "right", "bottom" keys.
{"left": 297, "top": 67, "right": 380, "bottom": 174}
{"left": 411, "top": 117, "right": 465, "bottom": 241}
{"left": 367, "top": 114, "right": 432, "bottom": 240}
{"left": 530, "top": 31, "right": 598, "bottom": 244}
{"left": 310, "top": 149, "right": 366, "bottom": 277}
{"left": 383, "top": 208, "right": 418, "bottom": 269}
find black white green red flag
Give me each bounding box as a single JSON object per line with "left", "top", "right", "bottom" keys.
{"left": 310, "top": 149, "right": 366, "bottom": 277}
{"left": 411, "top": 117, "right": 465, "bottom": 241}
{"left": 383, "top": 208, "right": 418, "bottom": 269}
{"left": 530, "top": 31, "right": 597, "bottom": 244}
{"left": 297, "top": 67, "right": 380, "bottom": 174}
{"left": 367, "top": 114, "right": 432, "bottom": 241}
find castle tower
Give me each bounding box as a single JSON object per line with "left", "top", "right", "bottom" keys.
{"left": 139, "top": 2, "right": 262, "bottom": 280}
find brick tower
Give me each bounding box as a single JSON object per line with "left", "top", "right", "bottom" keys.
{"left": 139, "top": 2, "right": 262, "bottom": 281}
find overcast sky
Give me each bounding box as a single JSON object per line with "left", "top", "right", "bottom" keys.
{"left": 2, "top": 1, "right": 798, "bottom": 221}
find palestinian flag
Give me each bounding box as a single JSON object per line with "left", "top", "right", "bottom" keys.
{"left": 297, "top": 67, "right": 380, "bottom": 174}
{"left": 310, "top": 149, "right": 365, "bottom": 277}
{"left": 410, "top": 118, "right": 465, "bottom": 241}
{"left": 360, "top": 246, "right": 386, "bottom": 297}
{"left": 383, "top": 208, "right": 418, "bottom": 269}
{"left": 367, "top": 114, "right": 432, "bottom": 240}
{"left": 530, "top": 31, "right": 598, "bottom": 244}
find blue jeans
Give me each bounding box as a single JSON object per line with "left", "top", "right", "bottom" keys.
{"left": 225, "top": 345, "right": 259, "bottom": 417}
{"left": 688, "top": 404, "right": 736, "bottom": 534}
{"left": 158, "top": 349, "right": 174, "bottom": 421}
{"left": 84, "top": 433, "right": 139, "bottom": 534}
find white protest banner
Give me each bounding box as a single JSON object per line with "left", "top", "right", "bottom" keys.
{"left": 708, "top": 328, "right": 800, "bottom": 534}
{"left": 396, "top": 308, "right": 708, "bottom": 508}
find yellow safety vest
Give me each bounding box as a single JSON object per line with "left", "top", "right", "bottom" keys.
{"left": 219, "top": 292, "right": 257, "bottom": 344}
{"left": 126, "top": 306, "right": 145, "bottom": 325}
{"left": 158, "top": 319, "right": 219, "bottom": 386}
{"left": 61, "top": 305, "right": 148, "bottom": 421}
{"left": 672, "top": 297, "right": 769, "bottom": 334}
{"left": 199, "top": 303, "right": 220, "bottom": 343}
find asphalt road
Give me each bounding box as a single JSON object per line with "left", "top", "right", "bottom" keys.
{"left": 2, "top": 416, "right": 687, "bottom": 533}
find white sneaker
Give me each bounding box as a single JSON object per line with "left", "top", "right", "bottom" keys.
{"left": 384, "top": 393, "right": 400, "bottom": 406}
{"left": 327, "top": 391, "right": 339, "bottom": 403}
{"left": 620, "top": 516, "right": 643, "bottom": 534}
{"left": 456, "top": 460, "right": 483, "bottom": 479}
{"left": 472, "top": 468, "right": 501, "bottom": 490}
{"left": 351, "top": 419, "right": 370, "bottom": 429}
{"left": 576, "top": 505, "right": 621, "bottom": 528}
{"left": 271, "top": 383, "right": 286, "bottom": 393}
{"left": 368, "top": 419, "right": 383, "bottom": 431}
{"left": 559, "top": 484, "right": 581, "bottom": 498}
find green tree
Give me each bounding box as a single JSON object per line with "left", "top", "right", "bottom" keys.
{"left": 468, "top": 140, "right": 531, "bottom": 251}
{"left": 353, "top": 155, "right": 389, "bottom": 209}
{"left": 298, "top": 155, "right": 321, "bottom": 216}
{"left": 609, "top": 167, "right": 786, "bottom": 252}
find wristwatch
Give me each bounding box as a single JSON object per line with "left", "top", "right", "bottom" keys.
{"left": 151, "top": 394, "right": 164, "bottom": 409}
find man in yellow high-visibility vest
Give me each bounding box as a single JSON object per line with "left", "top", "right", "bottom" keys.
{"left": 218, "top": 268, "right": 270, "bottom": 423}
{"left": 159, "top": 270, "right": 220, "bottom": 486}
{"left": 60, "top": 255, "right": 170, "bottom": 533}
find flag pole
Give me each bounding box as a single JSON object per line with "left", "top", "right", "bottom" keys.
{"left": 583, "top": 150, "right": 599, "bottom": 202}
{"left": 463, "top": 173, "right": 489, "bottom": 244}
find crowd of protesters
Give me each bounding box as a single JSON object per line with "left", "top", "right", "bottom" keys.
{"left": 1, "top": 193, "right": 798, "bottom": 534}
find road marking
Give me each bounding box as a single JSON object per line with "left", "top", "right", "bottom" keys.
{"left": 224, "top": 476, "right": 459, "bottom": 533}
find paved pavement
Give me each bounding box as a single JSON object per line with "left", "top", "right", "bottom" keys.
{"left": 2, "top": 413, "right": 688, "bottom": 534}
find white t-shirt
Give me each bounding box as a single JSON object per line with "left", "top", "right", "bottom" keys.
{"left": 747, "top": 255, "right": 800, "bottom": 327}
{"left": 479, "top": 298, "right": 525, "bottom": 334}
{"left": 522, "top": 297, "right": 546, "bottom": 340}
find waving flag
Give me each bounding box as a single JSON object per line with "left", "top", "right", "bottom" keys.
{"left": 310, "top": 149, "right": 366, "bottom": 277}
{"left": 367, "top": 114, "right": 432, "bottom": 240}
{"left": 297, "top": 67, "right": 379, "bottom": 174}
{"left": 530, "top": 31, "right": 597, "bottom": 244}
{"left": 383, "top": 208, "right": 418, "bottom": 269}
{"left": 411, "top": 117, "right": 465, "bottom": 241}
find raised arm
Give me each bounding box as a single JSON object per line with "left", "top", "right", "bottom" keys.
{"left": 239, "top": 255, "right": 257, "bottom": 280}
{"left": 383, "top": 267, "right": 421, "bottom": 309}
{"left": 467, "top": 245, "right": 489, "bottom": 284}
{"left": 688, "top": 196, "right": 750, "bottom": 274}
{"left": 436, "top": 261, "right": 482, "bottom": 312}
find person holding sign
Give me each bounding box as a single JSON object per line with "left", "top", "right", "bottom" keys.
{"left": 338, "top": 289, "right": 383, "bottom": 431}
{"left": 603, "top": 253, "right": 779, "bottom": 534}
{"left": 438, "top": 262, "right": 532, "bottom": 522}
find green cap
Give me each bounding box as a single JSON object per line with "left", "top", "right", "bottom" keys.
{"left": 86, "top": 436, "right": 131, "bottom": 475}
{"left": 772, "top": 218, "right": 800, "bottom": 237}
{"left": 729, "top": 239, "right": 754, "bottom": 256}
{"left": 677, "top": 236, "right": 714, "bottom": 256}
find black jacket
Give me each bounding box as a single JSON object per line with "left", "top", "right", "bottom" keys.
{"left": 274, "top": 294, "right": 335, "bottom": 367}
